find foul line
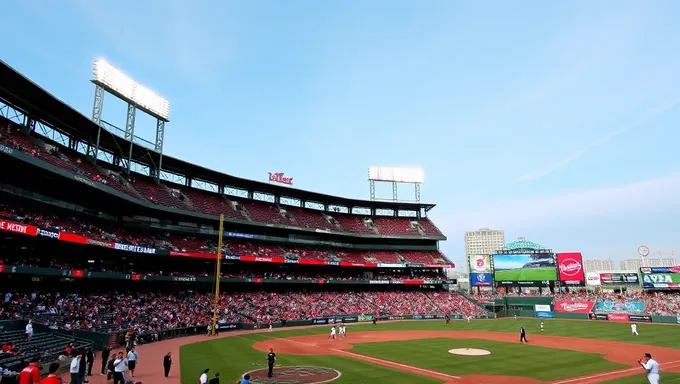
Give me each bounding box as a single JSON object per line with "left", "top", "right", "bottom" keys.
{"left": 280, "top": 337, "right": 461, "bottom": 380}
{"left": 275, "top": 335, "right": 680, "bottom": 384}
{"left": 551, "top": 360, "right": 680, "bottom": 384}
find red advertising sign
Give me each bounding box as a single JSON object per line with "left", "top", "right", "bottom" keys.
{"left": 0, "top": 220, "right": 38, "bottom": 236}
{"left": 554, "top": 300, "right": 595, "bottom": 313}
{"left": 557, "top": 252, "right": 585, "bottom": 284}
{"left": 607, "top": 313, "right": 630, "bottom": 322}
{"left": 71, "top": 269, "right": 84, "bottom": 278}
{"left": 268, "top": 172, "right": 294, "bottom": 185}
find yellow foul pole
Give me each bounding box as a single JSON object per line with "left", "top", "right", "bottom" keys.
{"left": 211, "top": 214, "right": 224, "bottom": 336}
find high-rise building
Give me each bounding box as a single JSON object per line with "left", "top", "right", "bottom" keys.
{"left": 620, "top": 258, "right": 677, "bottom": 271}
{"left": 464, "top": 228, "right": 505, "bottom": 270}
{"left": 584, "top": 259, "right": 615, "bottom": 272}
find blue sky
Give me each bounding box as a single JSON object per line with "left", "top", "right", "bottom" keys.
{"left": 3, "top": 0, "right": 680, "bottom": 270}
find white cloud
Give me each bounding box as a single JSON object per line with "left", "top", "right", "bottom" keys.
{"left": 516, "top": 99, "right": 680, "bottom": 182}
{"left": 515, "top": 128, "right": 630, "bottom": 182}
{"left": 433, "top": 173, "right": 680, "bottom": 236}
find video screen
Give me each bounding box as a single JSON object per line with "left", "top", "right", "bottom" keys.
{"left": 493, "top": 253, "right": 557, "bottom": 282}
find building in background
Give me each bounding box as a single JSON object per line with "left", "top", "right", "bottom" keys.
{"left": 464, "top": 228, "right": 505, "bottom": 269}
{"left": 620, "top": 258, "right": 677, "bottom": 270}
{"left": 584, "top": 259, "right": 615, "bottom": 272}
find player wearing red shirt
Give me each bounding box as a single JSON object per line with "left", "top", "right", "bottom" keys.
{"left": 18, "top": 357, "right": 41, "bottom": 384}
{"left": 40, "top": 362, "right": 62, "bottom": 384}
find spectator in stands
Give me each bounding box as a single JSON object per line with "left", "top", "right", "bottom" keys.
{"left": 18, "top": 356, "right": 40, "bottom": 384}
{"left": 25, "top": 320, "right": 33, "bottom": 341}
{"left": 40, "top": 362, "right": 61, "bottom": 384}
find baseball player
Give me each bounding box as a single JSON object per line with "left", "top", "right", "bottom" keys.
{"left": 328, "top": 326, "right": 336, "bottom": 340}
{"left": 540, "top": 321, "right": 544, "bottom": 332}
{"left": 631, "top": 323, "right": 639, "bottom": 336}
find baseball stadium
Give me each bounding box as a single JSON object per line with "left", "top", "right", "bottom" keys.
{"left": 0, "top": 59, "right": 679, "bottom": 384}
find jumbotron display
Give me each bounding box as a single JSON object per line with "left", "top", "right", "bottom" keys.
{"left": 641, "top": 267, "right": 680, "bottom": 289}
{"left": 493, "top": 253, "right": 557, "bottom": 283}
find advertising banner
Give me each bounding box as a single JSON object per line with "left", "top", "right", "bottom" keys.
{"left": 470, "top": 273, "right": 493, "bottom": 286}
{"left": 556, "top": 252, "right": 585, "bottom": 285}
{"left": 469, "top": 255, "right": 491, "bottom": 273}
{"left": 535, "top": 305, "right": 551, "bottom": 312}
{"left": 628, "top": 315, "right": 652, "bottom": 323}
{"left": 554, "top": 300, "right": 595, "bottom": 313}
{"left": 0, "top": 213, "right": 453, "bottom": 270}
{"left": 590, "top": 313, "right": 608, "bottom": 320}
{"left": 586, "top": 272, "right": 602, "bottom": 286}
{"left": 357, "top": 315, "right": 374, "bottom": 322}
{"left": 536, "top": 311, "right": 554, "bottom": 318}
{"left": 600, "top": 273, "right": 639, "bottom": 285}
{"left": 642, "top": 272, "right": 680, "bottom": 289}
{"left": 594, "top": 301, "right": 645, "bottom": 314}
{"left": 607, "top": 313, "right": 630, "bottom": 322}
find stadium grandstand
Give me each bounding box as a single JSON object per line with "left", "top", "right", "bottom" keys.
{"left": 0, "top": 60, "right": 488, "bottom": 380}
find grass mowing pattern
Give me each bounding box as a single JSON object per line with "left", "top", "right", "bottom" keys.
{"left": 494, "top": 267, "right": 557, "bottom": 281}
{"left": 180, "top": 318, "right": 680, "bottom": 383}
{"left": 351, "top": 338, "right": 625, "bottom": 381}
{"left": 180, "top": 332, "right": 442, "bottom": 384}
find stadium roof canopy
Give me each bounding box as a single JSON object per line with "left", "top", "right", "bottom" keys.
{"left": 504, "top": 239, "right": 542, "bottom": 251}
{"left": 0, "top": 60, "right": 436, "bottom": 212}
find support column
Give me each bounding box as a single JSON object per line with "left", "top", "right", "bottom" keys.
{"left": 125, "top": 103, "right": 137, "bottom": 175}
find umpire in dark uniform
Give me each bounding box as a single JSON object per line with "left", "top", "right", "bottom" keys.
{"left": 520, "top": 327, "right": 528, "bottom": 343}
{"left": 267, "top": 348, "right": 276, "bottom": 378}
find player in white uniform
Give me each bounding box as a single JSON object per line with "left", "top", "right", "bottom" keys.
{"left": 340, "top": 324, "right": 347, "bottom": 338}
{"left": 631, "top": 323, "right": 639, "bottom": 336}
{"left": 467, "top": 316, "right": 471, "bottom": 323}
{"left": 328, "top": 326, "right": 336, "bottom": 340}
{"left": 540, "top": 321, "right": 544, "bottom": 332}
{"left": 639, "top": 353, "right": 659, "bottom": 384}
{"left": 514, "top": 314, "right": 517, "bottom": 320}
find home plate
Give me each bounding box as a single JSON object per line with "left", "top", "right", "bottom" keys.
{"left": 448, "top": 348, "right": 491, "bottom": 356}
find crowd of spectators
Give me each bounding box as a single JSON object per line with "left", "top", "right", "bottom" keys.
{"left": 0, "top": 204, "right": 449, "bottom": 265}
{"left": 0, "top": 120, "right": 445, "bottom": 239}
{"left": 0, "top": 253, "right": 447, "bottom": 282}
{"left": 470, "top": 288, "right": 680, "bottom": 316}
{"left": 0, "top": 290, "right": 488, "bottom": 336}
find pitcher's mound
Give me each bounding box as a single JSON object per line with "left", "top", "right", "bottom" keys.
{"left": 448, "top": 348, "right": 491, "bottom": 356}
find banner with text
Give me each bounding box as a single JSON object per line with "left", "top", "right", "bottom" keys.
{"left": 556, "top": 252, "right": 585, "bottom": 286}
{"left": 554, "top": 300, "right": 595, "bottom": 314}
{"left": 641, "top": 270, "right": 680, "bottom": 289}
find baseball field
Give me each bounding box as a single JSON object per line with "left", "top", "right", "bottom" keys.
{"left": 178, "top": 318, "right": 680, "bottom": 383}
{"left": 493, "top": 267, "right": 558, "bottom": 281}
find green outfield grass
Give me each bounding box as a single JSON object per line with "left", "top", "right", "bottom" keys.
{"left": 600, "top": 372, "right": 680, "bottom": 383}
{"left": 494, "top": 267, "right": 558, "bottom": 281}
{"left": 352, "top": 337, "right": 625, "bottom": 381}
{"left": 179, "top": 318, "right": 680, "bottom": 384}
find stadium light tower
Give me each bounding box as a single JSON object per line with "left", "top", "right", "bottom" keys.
{"left": 89, "top": 59, "right": 170, "bottom": 180}
{"left": 368, "top": 166, "right": 424, "bottom": 202}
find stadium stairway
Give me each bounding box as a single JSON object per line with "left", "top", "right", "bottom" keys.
{"left": 455, "top": 290, "right": 492, "bottom": 312}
